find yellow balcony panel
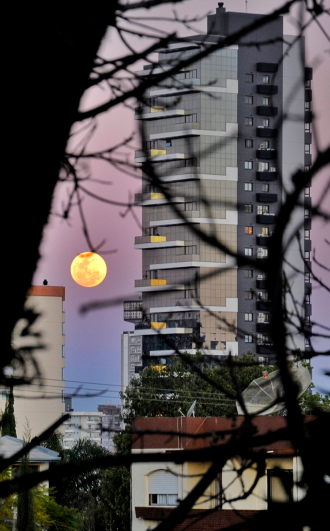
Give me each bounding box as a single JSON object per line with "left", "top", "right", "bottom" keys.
{"left": 151, "top": 366, "right": 167, "bottom": 373}
{"left": 150, "top": 149, "right": 166, "bottom": 156}
{"left": 151, "top": 322, "right": 167, "bottom": 329}
{"left": 151, "top": 106, "right": 165, "bottom": 113}
{"left": 150, "top": 236, "right": 166, "bottom": 243}
{"left": 150, "top": 193, "right": 165, "bottom": 200}
{"left": 150, "top": 279, "right": 167, "bottom": 286}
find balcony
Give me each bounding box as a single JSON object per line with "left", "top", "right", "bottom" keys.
{"left": 305, "top": 110, "right": 313, "bottom": 122}
{"left": 257, "top": 149, "right": 277, "bottom": 160}
{"left": 134, "top": 279, "right": 185, "bottom": 292}
{"left": 256, "top": 171, "right": 278, "bottom": 181}
{"left": 135, "top": 148, "right": 167, "bottom": 161}
{"left": 257, "top": 344, "right": 274, "bottom": 354}
{"left": 256, "top": 193, "right": 277, "bottom": 202}
{"left": 257, "top": 300, "right": 272, "bottom": 311}
{"left": 256, "top": 214, "right": 277, "bottom": 224}
{"left": 257, "top": 279, "right": 267, "bottom": 289}
{"left": 135, "top": 192, "right": 165, "bottom": 204}
{"left": 305, "top": 67, "right": 313, "bottom": 81}
{"left": 257, "top": 62, "right": 278, "bottom": 73}
{"left": 256, "top": 127, "right": 278, "bottom": 138}
{"left": 257, "top": 106, "right": 278, "bottom": 116}
{"left": 135, "top": 235, "right": 166, "bottom": 245}
{"left": 256, "top": 85, "right": 278, "bottom": 95}
{"left": 256, "top": 236, "right": 271, "bottom": 246}
{"left": 257, "top": 323, "right": 270, "bottom": 333}
{"left": 305, "top": 89, "right": 312, "bottom": 102}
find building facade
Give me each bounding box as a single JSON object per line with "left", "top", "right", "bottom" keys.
{"left": 131, "top": 416, "right": 308, "bottom": 531}
{"left": 98, "top": 403, "right": 122, "bottom": 453}
{"left": 1, "top": 285, "right": 66, "bottom": 439}
{"left": 122, "top": 4, "right": 312, "bottom": 378}
{"left": 63, "top": 411, "right": 105, "bottom": 450}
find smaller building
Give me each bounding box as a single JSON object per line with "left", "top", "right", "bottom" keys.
{"left": 63, "top": 412, "right": 104, "bottom": 450}
{"left": 98, "top": 404, "right": 121, "bottom": 453}
{"left": 0, "top": 436, "right": 61, "bottom": 488}
{"left": 131, "top": 417, "right": 309, "bottom": 531}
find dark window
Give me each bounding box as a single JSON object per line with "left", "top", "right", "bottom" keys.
{"left": 245, "top": 270, "right": 253, "bottom": 278}
{"left": 305, "top": 101, "right": 310, "bottom": 110}
{"left": 245, "top": 95, "right": 253, "bottom": 104}
{"left": 185, "top": 201, "right": 197, "bottom": 211}
{"left": 165, "top": 140, "right": 172, "bottom": 147}
{"left": 245, "top": 291, "right": 253, "bottom": 300}
{"left": 245, "top": 117, "right": 253, "bottom": 126}
{"left": 262, "top": 184, "right": 269, "bottom": 192}
{"left": 245, "top": 139, "right": 253, "bottom": 148}
{"left": 245, "top": 204, "right": 253, "bottom": 213}
{"left": 245, "top": 74, "right": 254, "bottom": 83}
{"left": 245, "top": 335, "right": 253, "bottom": 343}
{"left": 267, "top": 469, "right": 293, "bottom": 507}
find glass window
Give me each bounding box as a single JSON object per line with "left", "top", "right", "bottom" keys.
{"left": 305, "top": 188, "right": 310, "bottom": 196}
{"left": 149, "top": 471, "right": 178, "bottom": 506}
{"left": 263, "top": 119, "right": 270, "bottom": 127}
{"left": 245, "top": 204, "right": 253, "bottom": 213}
{"left": 262, "top": 227, "right": 269, "bottom": 236}
{"left": 259, "top": 141, "right": 269, "bottom": 149}
{"left": 267, "top": 469, "right": 293, "bottom": 507}
{"left": 263, "top": 75, "right": 270, "bottom": 84}
{"left": 185, "top": 201, "right": 197, "bottom": 211}
{"left": 245, "top": 183, "right": 253, "bottom": 191}
{"left": 305, "top": 251, "right": 310, "bottom": 260}
{"left": 245, "top": 313, "right": 253, "bottom": 321}
{"left": 245, "top": 248, "right": 253, "bottom": 256}
{"left": 305, "top": 230, "right": 310, "bottom": 240}
{"left": 245, "top": 95, "right": 253, "bottom": 104}
{"left": 258, "top": 162, "right": 269, "bottom": 171}
{"left": 257, "top": 205, "right": 269, "bottom": 214}
{"left": 245, "top": 117, "right": 253, "bottom": 126}
{"left": 245, "top": 335, "right": 253, "bottom": 343}
{"left": 263, "top": 97, "right": 270, "bottom": 105}
{"left": 245, "top": 269, "right": 253, "bottom": 278}
{"left": 245, "top": 291, "right": 253, "bottom": 300}
{"left": 305, "top": 144, "right": 310, "bottom": 154}
{"left": 165, "top": 140, "right": 172, "bottom": 147}
{"left": 257, "top": 291, "right": 268, "bottom": 299}
{"left": 305, "top": 80, "right": 311, "bottom": 88}
{"left": 245, "top": 74, "right": 253, "bottom": 83}
{"left": 245, "top": 161, "right": 253, "bottom": 169}
{"left": 262, "top": 184, "right": 269, "bottom": 192}
{"left": 305, "top": 123, "right": 310, "bottom": 132}
{"left": 305, "top": 101, "right": 310, "bottom": 110}
{"left": 305, "top": 165, "right": 310, "bottom": 172}
{"left": 245, "top": 139, "right": 253, "bottom": 148}
{"left": 245, "top": 226, "right": 253, "bottom": 235}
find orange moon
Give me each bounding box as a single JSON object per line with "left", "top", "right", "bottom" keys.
{"left": 70, "top": 252, "right": 107, "bottom": 287}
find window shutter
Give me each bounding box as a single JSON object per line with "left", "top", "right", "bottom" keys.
{"left": 149, "top": 470, "right": 178, "bottom": 494}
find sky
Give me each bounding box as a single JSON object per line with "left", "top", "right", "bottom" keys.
{"left": 32, "top": 0, "right": 330, "bottom": 411}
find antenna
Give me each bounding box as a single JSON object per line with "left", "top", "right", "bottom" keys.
{"left": 246, "top": 0, "right": 248, "bottom": 13}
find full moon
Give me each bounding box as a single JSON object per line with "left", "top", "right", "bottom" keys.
{"left": 70, "top": 252, "right": 107, "bottom": 287}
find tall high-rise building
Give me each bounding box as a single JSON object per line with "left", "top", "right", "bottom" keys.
{"left": 121, "top": 3, "right": 312, "bottom": 381}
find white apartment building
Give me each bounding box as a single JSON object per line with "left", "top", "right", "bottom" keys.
{"left": 63, "top": 411, "right": 105, "bottom": 450}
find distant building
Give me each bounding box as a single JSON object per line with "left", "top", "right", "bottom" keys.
{"left": 63, "top": 411, "right": 105, "bottom": 450}
{"left": 0, "top": 285, "right": 66, "bottom": 439}
{"left": 121, "top": 330, "right": 143, "bottom": 395}
{"left": 98, "top": 403, "right": 122, "bottom": 453}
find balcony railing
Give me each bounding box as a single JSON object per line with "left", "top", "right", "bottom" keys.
{"left": 256, "top": 85, "right": 278, "bottom": 95}
{"left": 135, "top": 279, "right": 167, "bottom": 288}
{"left": 256, "top": 214, "right": 277, "bottom": 224}
{"left": 256, "top": 193, "right": 277, "bottom": 202}
{"left": 256, "top": 171, "right": 278, "bottom": 181}
{"left": 135, "top": 192, "right": 165, "bottom": 203}
{"left": 256, "top": 127, "right": 278, "bottom": 138}
{"left": 257, "top": 106, "right": 278, "bottom": 116}
{"left": 135, "top": 236, "right": 166, "bottom": 245}
{"left": 257, "top": 149, "right": 278, "bottom": 160}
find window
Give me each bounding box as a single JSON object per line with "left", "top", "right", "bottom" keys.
{"left": 258, "top": 162, "right": 269, "bottom": 172}
{"left": 165, "top": 139, "right": 172, "bottom": 147}
{"left": 2, "top": 390, "right": 8, "bottom": 399}
{"left": 305, "top": 144, "right": 310, "bottom": 154}
{"left": 245, "top": 335, "right": 253, "bottom": 343}
{"left": 245, "top": 117, "right": 253, "bottom": 126}
{"left": 305, "top": 187, "right": 310, "bottom": 196}
{"left": 305, "top": 209, "right": 310, "bottom": 218}
{"left": 210, "top": 341, "right": 218, "bottom": 350}
{"left": 245, "top": 95, "right": 253, "bottom": 104}
{"left": 262, "top": 184, "right": 269, "bottom": 192}
{"left": 305, "top": 251, "right": 310, "bottom": 260}
{"left": 257, "top": 248, "right": 269, "bottom": 258}
{"left": 151, "top": 270, "right": 158, "bottom": 279}
{"left": 305, "top": 123, "right": 310, "bottom": 132}
{"left": 185, "top": 113, "right": 197, "bottom": 123}
{"left": 245, "top": 269, "right": 253, "bottom": 278}
{"left": 245, "top": 139, "right": 253, "bottom": 148}
{"left": 257, "top": 291, "right": 268, "bottom": 300}
{"left": 146, "top": 140, "right": 156, "bottom": 150}
{"left": 305, "top": 272, "right": 311, "bottom": 283}
{"left": 245, "top": 161, "right": 253, "bottom": 169}
{"left": 185, "top": 245, "right": 197, "bottom": 255}
{"left": 258, "top": 272, "right": 267, "bottom": 280}
{"left": 149, "top": 470, "right": 178, "bottom": 506}
{"left": 305, "top": 230, "right": 310, "bottom": 240}
{"left": 262, "top": 227, "right": 269, "bottom": 236}
{"left": 245, "top": 248, "right": 253, "bottom": 256}
{"left": 263, "top": 119, "right": 270, "bottom": 127}
{"left": 263, "top": 97, "right": 270, "bottom": 105}
{"left": 258, "top": 313, "right": 269, "bottom": 323}
{"left": 245, "top": 313, "right": 253, "bottom": 321}
{"left": 245, "top": 226, "right": 253, "bottom": 235}
{"left": 245, "top": 74, "right": 253, "bottom": 83}
{"left": 305, "top": 80, "right": 311, "bottom": 88}
{"left": 267, "top": 469, "right": 293, "bottom": 507}
{"left": 215, "top": 201, "right": 221, "bottom": 210}
{"left": 257, "top": 205, "right": 269, "bottom": 214}
{"left": 305, "top": 101, "right": 310, "bottom": 110}
{"left": 263, "top": 75, "right": 270, "bottom": 84}
{"left": 245, "top": 204, "right": 253, "bottom": 213}
{"left": 305, "top": 165, "right": 310, "bottom": 172}
{"left": 245, "top": 291, "right": 253, "bottom": 300}
{"left": 245, "top": 183, "right": 253, "bottom": 191}
{"left": 305, "top": 294, "right": 311, "bottom": 303}
{"left": 62, "top": 346, "right": 65, "bottom": 358}
{"left": 259, "top": 141, "right": 269, "bottom": 149}
{"left": 185, "top": 201, "right": 197, "bottom": 211}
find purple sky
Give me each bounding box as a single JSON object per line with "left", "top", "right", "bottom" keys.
{"left": 33, "top": 1, "right": 329, "bottom": 411}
